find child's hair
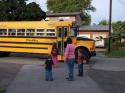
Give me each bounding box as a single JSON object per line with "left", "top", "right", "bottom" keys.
{"left": 48, "top": 54, "right": 52, "bottom": 59}
{"left": 66, "top": 37, "right": 72, "bottom": 44}
{"left": 52, "top": 42, "right": 57, "bottom": 48}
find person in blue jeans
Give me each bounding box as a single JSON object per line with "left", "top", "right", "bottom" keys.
{"left": 45, "top": 55, "right": 53, "bottom": 81}
{"left": 64, "top": 37, "right": 75, "bottom": 81}
{"left": 66, "top": 58, "right": 75, "bottom": 81}
{"left": 77, "top": 49, "right": 87, "bottom": 77}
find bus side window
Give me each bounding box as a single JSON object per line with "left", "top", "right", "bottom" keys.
{"left": 8, "top": 29, "right": 16, "bottom": 36}
{"left": 0, "top": 29, "right": 7, "bottom": 36}
{"left": 46, "top": 29, "right": 55, "bottom": 37}
{"left": 26, "top": 29, "right": 35, "bottom": 36}
{"left": 36, "top": 29, "right": 45, "bottom": 36}
{"left": 17, "top": 29, "right": 25, "bottom": 36}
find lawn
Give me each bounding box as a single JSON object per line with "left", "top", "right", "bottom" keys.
{"left": 0, "top": 89, "right": 5, "bottom": 93}
{"left": 107, "top": 49, "right": 125, "bottom": 58}
{"left": 105, "top": 42, "right": 125, "bottom": 58}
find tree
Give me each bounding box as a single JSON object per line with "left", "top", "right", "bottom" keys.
{"left": 112, "top": 21, "right": 125, "bottom": 33}
{"left": 112, "top": 21, "right": 125, "bottom": 44}
{"left": 47, "top": 0, "right": 95, "bottom": 25}
{"left": 0, "top": 0, "right": 46, "bottom": 21}
{"left": 98, "top": 20, "right": 108, "bottom": 25}
{"left": 20, "top": 2, "right": 46, "bottom": 21}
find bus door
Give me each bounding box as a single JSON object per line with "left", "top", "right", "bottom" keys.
{"left": 57, "top": 26, "right": 69, "bottom": 60}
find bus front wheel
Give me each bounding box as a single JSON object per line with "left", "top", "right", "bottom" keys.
{"left": 75, "top": 49, "right": 90, "bottom": 64}
{"left": 82, "top": 50, "right": 90, "bottom": 64}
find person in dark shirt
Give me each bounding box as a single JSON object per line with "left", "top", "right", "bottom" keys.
{"left": 77, "top": 49, "right": 87, "bottom": 77}
{"left": 45, "top": 54, "right": 53, "bottom": 81}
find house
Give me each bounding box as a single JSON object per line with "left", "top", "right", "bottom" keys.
{"left": 78, "top": 25, "right": 109, "bottom": 47}
{"left": 78, "top": 25, "right": 109, "bottom": 39}
{"left": 46, "top": 12, "right": 84, "bottom": 26}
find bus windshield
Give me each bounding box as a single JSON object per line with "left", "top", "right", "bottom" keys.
{"left": 71, "top": 25, "right": 78, "bottom": 37}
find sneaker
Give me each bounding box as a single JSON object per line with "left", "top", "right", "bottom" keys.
{"left": 67, "top": 79, "right": 73, "bottom": 81}
{"left": 78, "top": 74, "right": 83, "bottom": 77}
{"left": 49, "top": 79, "right": 54, "bottom": 81}
{"left": 65, "top": 77, "right": 69, "bottom": 80}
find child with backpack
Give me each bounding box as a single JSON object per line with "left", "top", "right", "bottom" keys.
{"left": 77, "top": 49, "right": 86, "bottom": 77}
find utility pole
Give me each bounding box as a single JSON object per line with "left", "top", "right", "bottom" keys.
{"left": 108, "top": 0, "right": 112, "bottom": 52}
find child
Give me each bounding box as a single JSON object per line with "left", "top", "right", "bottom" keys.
{"left": 45, "top": 54, "right": 54, "bottom": 81}
{"left": 77, "top": 49, "right": 86, "bottom": 77}
{"left": 51, "top": 42, "right": 58, "bottom": 65}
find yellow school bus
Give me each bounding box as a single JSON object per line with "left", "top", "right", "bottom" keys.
{"left": 0, "top": 21, "right": 96, "bottom": 62}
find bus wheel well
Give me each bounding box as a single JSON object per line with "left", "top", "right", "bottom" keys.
{"left": 75, "top": 46, "right": 90, "bottom": 55}
{"left": 75, "top": 46, "right": 90, "bottom": 63}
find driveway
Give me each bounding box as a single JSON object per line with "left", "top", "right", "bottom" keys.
{"left": 0, "top": 53, "right": 125, "bottom": 93}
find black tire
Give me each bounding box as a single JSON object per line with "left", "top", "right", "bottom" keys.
{"left": 0, "top": 52, "right": 10, "bottom": 57}
{"left": 81, "top": 49, "right": 90, "bottom": 64}
{"left": 75, "top": 49, "right": 90, "bottom": 64}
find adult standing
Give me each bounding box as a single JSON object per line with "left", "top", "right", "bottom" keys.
{"left": 64, "top": 37, "right": 75, "bottom": 81}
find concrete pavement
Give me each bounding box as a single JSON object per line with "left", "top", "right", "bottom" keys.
{"left": 5, "top": 63, "right": 105, "bottom": 93}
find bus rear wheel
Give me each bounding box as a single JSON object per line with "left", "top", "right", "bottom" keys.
{"left": 0, "top": 52, "right": 11, "bottom": 57}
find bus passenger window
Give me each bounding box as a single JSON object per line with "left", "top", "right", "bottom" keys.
{"left": 0, "top": 29, "right": 7, "bottom": 36}
{"left": 17, "top": 29, "right": 25, "bottom": 36}
{"left": 64, "top": 27, "right": 68, "bottom": 37}
{"left": 36, "top": 29, "right": 45, "bottom": 36}
{"left": 46, "top": 29, "right": 55, "bottom": 37}
{"left": 57, "top": 41, "right": 61, "bottom": 55}
{"left": 58, "top": 28, "right": 62, "bottom": 37}
{"left": 8, "top": 29, "right": 16, "bottom": 36}
{"left": 26, "top": 29, "right": 35, "bottom": 36}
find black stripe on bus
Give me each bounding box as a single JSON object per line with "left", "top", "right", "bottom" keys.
{"left": 0, "top": 46, "right": 48, "bottom": 49}
{"left": 0, "top": 36, "right": 57, "bottom": 39}
{"left": 0, "top": 51, "right": 48, "bottom": 55}
{"left": 0, "top": 41, "right": 53, "bottom": 45}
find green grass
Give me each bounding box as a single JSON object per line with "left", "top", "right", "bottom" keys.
{"left": 105, "top": 42, "right": 125, "bottom": 58}
{"left": 105, "top": 48, "right": 125, "bottom": 58}
{"left": 0, "top": 89, "right": 5, "bottom": 93}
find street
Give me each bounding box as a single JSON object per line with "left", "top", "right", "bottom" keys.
{"left": 0, "top": 52, "right": 125, "bottom": 93}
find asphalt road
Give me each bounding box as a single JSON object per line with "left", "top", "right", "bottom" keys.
{"left": 0, "top": 63, "right": 23, "bottom": 91}
{"left": 0, "top": 53, "right": 45, "bottom": 91}
{"left": 87, "top": 52, "right": 125, "bottom": 93}
{"left": 87, "top": 69, "right": 125, "bottom": 93}
{"left": 0, "top": 52, "right": 125, "bottom": 93}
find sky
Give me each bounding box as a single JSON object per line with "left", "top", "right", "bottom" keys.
{"left": 28, "top": 0, "right": 125, "bottom": 24}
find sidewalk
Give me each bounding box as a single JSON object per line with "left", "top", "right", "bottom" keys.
{"left": 5, "top": 63, "right": 105, "bottom": 93}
